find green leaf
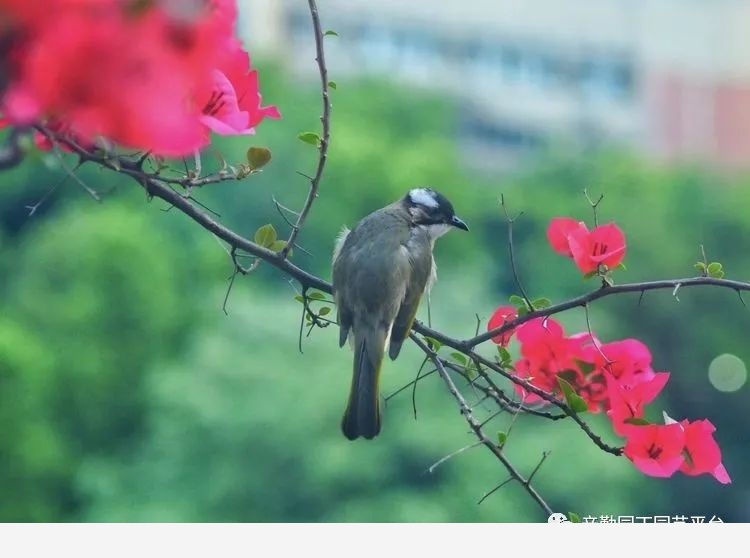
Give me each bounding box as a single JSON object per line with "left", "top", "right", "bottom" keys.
{"left": 694, "top": 262, "right": 707, "bottom": 272}
{"left": 531, "top": 297, "right": 551, "bottom": 310}
{"left": 319, "top": 307, "right": 331, "bottom": 316}
{"left": 497, "top": 431, "right": 507, "bottom": 446}
{"left": 328, "top": 80, "right": 337, "bottom": 90}
{"left": 324, "top": 30, "right": 339, "bottom": 37}
{"left": 509, "top": 295, "right": 526, "bottom": 307}
{"left": 294, "top": 295, "right": 305, "bottom": 304}
{"left": 254, "top": 224, "right": 277, "bottom": 248}
{"left": 298, "top": 132, "right": 321, "bottom": 146}
{"left": 465, "top": 363, "right": 478, "bottom": 380}
{"left": 517, "top": 306, "right": 528, "bottom": 317}
{"left": 450, "top": 352, "right": 467, "bottom": 366}
{"left": 308, "top": 291, "right": 326, "bottom": 300}
{"left": 498, "top": 347, "right": 512, "bottom": 364}
{"left": 270, "top": 240, "right": 288, "bottom": 253}
{"left": 624, "top": 417, "right": 650, "bottom": 426}
{"left": 424, "top": 337, "right": 442, "bottom": 351}
{"left": 556, "top": 377, "right": 588, "bottom": 413}
{"left": 707, "top": 262, "right": 725, "bottom": 279}
{"left": 246, "top": 146, "right": 272, "bottom": 170}
{"left": 568, "top": 512, "right": 582, "bottom": 523}
{"left": 616, "top": 263, "right": 627, "bottom": 271}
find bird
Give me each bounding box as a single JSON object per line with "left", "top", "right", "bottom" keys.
{"left": 332, "top": 187, "right": 469, "bottom": 440}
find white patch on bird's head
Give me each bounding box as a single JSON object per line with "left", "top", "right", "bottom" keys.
{"left": 408, "top": 188, "right": 439, "bottom": 209}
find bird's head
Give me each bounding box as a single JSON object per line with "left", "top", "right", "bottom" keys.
{"left": 403, "top": 187, "right": 469, "bottom": 238}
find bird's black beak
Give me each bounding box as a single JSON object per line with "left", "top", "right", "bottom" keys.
{"left": 450, "top": 215, "right": 469, "bottom": 231}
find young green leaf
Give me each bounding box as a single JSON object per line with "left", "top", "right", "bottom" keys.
{"left": 294, "top": 295, "right": 305, "bottom": 304}
{"left": 319, "top": 307, "right": 332, "bottom": 316}
{"left": 328, "top": 80, "right": 337, "bottom": 90}
{"left": 509, "top": 295, "right": 526, "bottom": 307}
{"left": 568, "top": 512, "right": 582, "bottom": 523}
{"left": 324, "top": 30, "right": 339, "bottom": 37}
{"left": 556, "top": 377, "right": 588, "bottom": 413}
{"left": 497, "top": 431, "right": 507, "bottom": 446}
{"left": 531, "top": 297, "right": 552, "bottom": 310}
{"left": 707, "top": 262, "right": 725, "bottom": 279}
{"left": 246, "top": 146, "right": 272, "bottom": 170}
{"left": 624, "top": 417, "right": 650, "bottom": 426}
{"left": 498, "top": 347, "right": 512, "bottom": 364}
{"left": 308, "top": 291, "right": 326, "bottom": 300}
{"left": 424, "top": 337, "right": 442, "bottom": 351}
{"left": 254, "top": 224, "right": 277, "bottom": 248}
{"left": 298, "top": 132, "right": 321, "bottom": 146}
{"left": 450, "top": 352, "right": 467, "bottom": 366}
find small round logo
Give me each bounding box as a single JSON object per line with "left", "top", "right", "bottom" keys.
{"left": 548, "top": 513, "right": 569, "bottom": 523}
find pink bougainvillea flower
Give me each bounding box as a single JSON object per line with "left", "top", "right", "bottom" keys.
{"left": 624, "top": 423, "right": 685, "bottom": 478}
{"left": 567, "top": 223, "right": 627, "bottom": 274}
{"left": 486, "top": 305, "right": 518, "bottom": 347}
{"left": 1, "top": 0, "right": 280, "bottom": 156}
{"left": 680, "top": 419, "right": 731, "bottom": 484}
{"left": 547, "top": 217, "right": 588, "bottom": 257}
{"left": 596, "top": 339, "right": 656, "bottom": 386}
{"left": 512, "top": 318, "right": 596, "bottom": 405}
{"left": 606, "top": 371, "right": 670, "bottom": 435}
{"left": 200, "top": 40, "right": 281, "bottom": 138}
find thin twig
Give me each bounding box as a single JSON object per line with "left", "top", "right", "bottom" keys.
{"left": 584, "top": 189, "right": 604, "bottom": 227}
{"left": 427, "top": 442, "right": 482, "bottom": 474}
{"left": 501, "top": 194, "right": 533, "bottom": 311}
{"left": 280, "top": 0, "right": 331, "bottom": 259}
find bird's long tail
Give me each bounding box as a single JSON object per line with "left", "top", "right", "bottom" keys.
{"left": 341, "top": 327, "right": 386, "bottom": 440}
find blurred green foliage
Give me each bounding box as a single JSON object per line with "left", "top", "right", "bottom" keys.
{"left": 0, "top": 65, "right": 747, "bottom": 522}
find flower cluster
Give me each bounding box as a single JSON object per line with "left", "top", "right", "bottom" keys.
{"left": 0, "top": 0, "right": 280, "bottom": 156}
{"left": 485, "top": 216, "right": 731, "bottom": 484}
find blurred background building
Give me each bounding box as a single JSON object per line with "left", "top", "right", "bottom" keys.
{"left": 242, "top": 0, "right": 750, "bottom": 170}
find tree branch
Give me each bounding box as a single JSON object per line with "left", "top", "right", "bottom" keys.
{"left": 411, "top": 334, "right": 554, "bottom": 516}
{"left": 471, "top": 276, "right": 750, "bottom": 348}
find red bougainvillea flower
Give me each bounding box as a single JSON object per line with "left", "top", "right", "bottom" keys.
{"left": 547, "top": 217, "right": 587, "bottom": 257}
{"left": 200, "top": 43, "right": 281, "bottom": 138}
{"left": 567, "top": 223, "right": 627, "bottom": 274}
{"left": 547, "top": 217, "right": 627, "bottom": 275}
{"left": 606, "top": 372, "right": 670, "bottom": 435}
{"left": 487, "top": 306, "right": 518, "bottom": 347}
{"left": 596, "top": 339, "right": 656, "bottom": 386}
{"left": 624, "top": 424, "right": 686, "bottom": 478}
{"left": 512, "top": 318, "right": 595, "bottom": 404}
{"left": 680, "top": 419, "right": 732, "bottom": 484}
{"left": 0, "top": 0, "right": 279, "bottom": 156}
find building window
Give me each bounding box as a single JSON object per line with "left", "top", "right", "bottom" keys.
{"left": 579, "top": 57, "right": 634, "bottom": 102}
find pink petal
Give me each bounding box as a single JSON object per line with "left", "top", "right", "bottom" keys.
{"left": 547, "top": 218, "right": 587, "bottom": 257}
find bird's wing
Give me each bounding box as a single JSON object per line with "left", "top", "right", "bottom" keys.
{"left": 388, "top": 232, "right": 432, "bottom": 360}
